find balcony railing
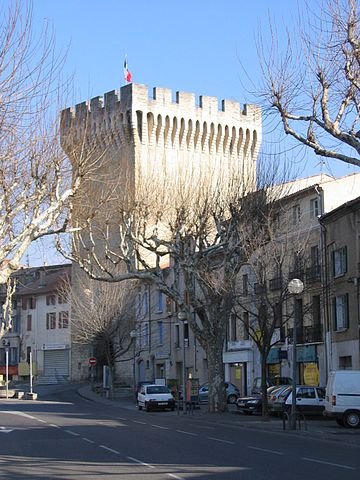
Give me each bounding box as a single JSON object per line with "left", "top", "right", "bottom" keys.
{"left": 269, "top": 277, "right": 282, "bottom": 290}
{"left": 254, "top": 283, "right": 266, "bottom": 294}
{"left": 288, "top": 325, "right": 323, "bottom": 344}
{"left": 304, "top": 325, "right": 322, "bottom": 343}
{"left": 305, "top": 265, "right": 321, "bottom": 283}
{"left": 288, "top": 270, "right": 304, "bottom": 282}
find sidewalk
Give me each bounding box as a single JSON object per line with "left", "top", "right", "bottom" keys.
{"left": 77, "top": 384, "right": 360, "bottom": 446}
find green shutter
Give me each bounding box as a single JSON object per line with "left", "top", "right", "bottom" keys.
{"left": 345, "top": 293, "right": 349, "bottom": 329}
{"left": 332, "top": 297, "right": 337, "bottom": 330}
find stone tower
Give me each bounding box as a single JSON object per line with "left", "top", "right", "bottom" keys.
{"left": 60, "top": 83, "right": 262, "bottom": 382}
{"left": 61, "top": 83, "right": 262, "bottom": 197}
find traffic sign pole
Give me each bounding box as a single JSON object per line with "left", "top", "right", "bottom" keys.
{"left": 89, "top": 358, "right": 97, "bottom": 390}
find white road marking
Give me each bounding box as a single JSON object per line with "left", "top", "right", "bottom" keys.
{"left": 127, "top": 456, "right": 156, "bottom": 468}
{"left": 99, "top": 445, "right": 121, "bottom": 455}
{"left": 0, "top": 427, "right": 13, "bottom": 433}
{"left": 133, "top": 420, "right": 147, "bottom": 425}
{"left": 116, "top": 417, "right": 127, "bottom": 421}
{"left": 168, "top": 473, "right": 183, "bottom": 479}
{"left": 207, "top": 436, "right": 235, "bottom": 445}
{"left": 151, "top": 424, "right": 169, "bottom": 430}
{"left": 49, "top": 424, "right": 60, "bottom": 428}
{"left": 37, "top": 419, "right": 47, "bottom": 423}
{"left": 248, "top": 446, "right": 284, "bottom": 455}
{"left": 65, "top": 430, "right": 80, "bottom": 436}
{"left": 1, "top": 411, "right": 37, "bottom": 420}
{"left": 175, "top": 430, "right": 198, "bottom": 436}
{"left": 82, "top": 437, "right": 95, "bottom": 444}
{"left": 303, "top": 457, "right": 356, "bottom": 470}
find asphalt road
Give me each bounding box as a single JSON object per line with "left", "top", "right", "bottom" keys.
{"left": 1, "top": 385, "right": 360, "bottom": 479}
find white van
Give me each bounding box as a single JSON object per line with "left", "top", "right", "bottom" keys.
{"left": 324, "top": 370, "right": 360, "bottom": 428}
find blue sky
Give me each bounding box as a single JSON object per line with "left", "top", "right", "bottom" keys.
{"left": 19, "top": 0, "right": 359, "bottom": 265}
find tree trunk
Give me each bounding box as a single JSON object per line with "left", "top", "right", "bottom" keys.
{"left": 205, "top": 336, "right": 227, "bottom": 413}
{"left": 261, "top": 353, "right": 269, "bottom": 418}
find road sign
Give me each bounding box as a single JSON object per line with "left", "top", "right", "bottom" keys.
{"left": 89, "top": 357, "right": 97, "bottom": 366}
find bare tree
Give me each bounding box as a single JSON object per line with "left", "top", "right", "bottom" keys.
{"left": 233, "top": 188, "right": 313, "bottom": 415}
{"left": 0, "top": 2, "right": 107, "bottom": 333}
{"left": 257, "top": 0, "right": 360, "bottom": 168}
{"left": 58, "top": 157, "right": 295, "bottom": 412}
{"left": 62, "top": 270, "right": 137, "bottom": 392}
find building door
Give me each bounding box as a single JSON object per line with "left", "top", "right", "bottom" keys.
{"left": 43, "top": 349, "right": 69, "bottom": 380}
{"left": 137, "top": 360, "right": 145, "bottom": 381}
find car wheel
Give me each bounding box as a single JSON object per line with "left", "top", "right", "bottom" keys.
{"left": 227, "top": 394, "right": 237, "bottom": 404}
{"left": 145, "top": 402, "right": 151, "bottom": 412}
{"left": 344, "top": 411, "right": 360, "bottom": 428}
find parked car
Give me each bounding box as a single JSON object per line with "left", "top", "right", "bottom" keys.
{"left": 236, "top": 394, "right": 262, "bottom": 414}
{"left": 270, "top": 386, "right": 292, "bottom": 415}
{"left": 251, "top": 376, "right": 292, "bottom": 394}
{"left": 324, "top": 370, "right": 360, "bottom": 428}
{"left": 236, "top": 386, "right": 282, "bottom": 414}
{"left": 137, "top": 384, "right": 175, "bottom": 412}
{"left": 272, "top": 385, "right": 325, "bottom": 416}
{"left": 135, "top": 380, "right": 154, "bottom": 401}
{"left": 268, "top": 385, "right": 293, "bottom": 415}
{"left": 198, "top": 382, "right": 240, "bottom": 404}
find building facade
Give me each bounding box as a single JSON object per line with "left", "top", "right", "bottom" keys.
{"left": 320, "top": 196, "right": 360, "bottom": 372}
{"left": 0, "top": 264, "right": 71, "bottom": 384}
{"left": 224, "top": 173, "right": 360, "bottom": 394}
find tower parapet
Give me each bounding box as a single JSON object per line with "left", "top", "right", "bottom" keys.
{"left": 61, "top": 83, "right": 261, "bottom": 158}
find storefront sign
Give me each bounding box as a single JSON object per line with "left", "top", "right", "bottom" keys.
{"left": 303, "top": 363, "right": 320, "bottom": 386}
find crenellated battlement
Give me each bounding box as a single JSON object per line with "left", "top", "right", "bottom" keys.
{"left": 61, "top": 83, "right": 261, "bottom": 127}
{"left": 61, "top": 83, "right": 261, "bottom": 161}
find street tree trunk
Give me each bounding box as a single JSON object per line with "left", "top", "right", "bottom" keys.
{"left": 204, "top": 335, "right": 227, "bottom": 413}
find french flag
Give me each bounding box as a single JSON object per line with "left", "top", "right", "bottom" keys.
{"left": 124, "top": 56, "right": 132, "bottom": 83}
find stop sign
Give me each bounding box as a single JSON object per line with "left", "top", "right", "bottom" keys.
{"left": 89, "top": 357, "right": 97, "bottom": 366}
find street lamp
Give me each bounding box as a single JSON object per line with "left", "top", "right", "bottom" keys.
{"left": 130, "top": 329, "right": 137, "bottom": 402}
{"left": 2, "top": 339, "right": 10, "bottom": 399}
{"left": 287, "top": 278, "right": 304, "bottom": 430}
{"left": 177, "top": 310, "right": 188, "bottom": 413}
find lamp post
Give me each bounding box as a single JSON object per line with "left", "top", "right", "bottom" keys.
{"left": 130, "top": 329, "right": 137, "bottom": 402}
{"left": 177, "top": 310, "right": 188, "bottom": 413}
{"left": 287, "top": 278, "right": 304, "bottom": 430}
{"left": 2, "top": 339, "right": 10, "bottom": 399}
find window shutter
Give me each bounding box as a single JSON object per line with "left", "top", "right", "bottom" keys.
{"left": 345, "top": 293, "right": 349, "bottom": 329}
{"left": 331, "top": 251, "right": 335, "bottom": 277}
{"left": 332, "top": 297, "right": 337, "bottom": 330}
{"left": 344, "top": 246, "right": 348, "bottom": 274}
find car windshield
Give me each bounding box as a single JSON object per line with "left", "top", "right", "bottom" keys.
{"left": 147, "top": 386, "right": 170, "bottom": 394}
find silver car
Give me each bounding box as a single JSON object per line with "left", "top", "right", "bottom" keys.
{"left": 198, "top": 382, "right": 240, "bottom": 404}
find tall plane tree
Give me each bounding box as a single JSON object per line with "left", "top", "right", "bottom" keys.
{"left": 0, "top": 2, "right": 106, "bottom": 333}
{"left": 257, "top": 0, "right": 360, "bottom": 168}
